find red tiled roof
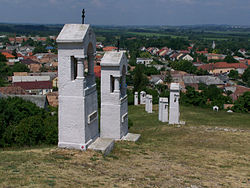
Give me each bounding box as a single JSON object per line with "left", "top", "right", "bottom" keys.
{"left": 8, "top": 37, "right": 15, "bottom": 42}
{"left": 13, "top": 81, "right": 52, "bottom": 90}
{"left": 37, "top": 37, "right": 47, "bottom": 41}
{"left": 94, "top": 66, "right": 101, "bottom": 78}
{"left": 1, "top": 52, "right": 15, "bottom": 59}
{"left": 239, "top": 59, "right": 250, "bottom": 66}
{"left": 179, "top": 50, "right": 189, "bottom": 54}
{"left": 199, "top": 62, "right": 248, "bottom": 70}
{"left": 0, "top": 86, "right": 28, "bottom": 95}
{"left": 231, "top": 85, "right": 250, "bottom": 101}
{"left": 21, "top": 59, "right": 40, "bottom": 65}
{"left": 196, "top": 51, "right": 208, "bottom": 54}
{"left": 103, "top": 46, "right": 117, "bottom": 51}
{"left": 17, "top": 53, "right": 24, "bottom": 57}
{"left": 23, "top": 56, "right": 38, "bottom": 61}
{"left": 46, "top": 91, "right": 58, "bottom": 107}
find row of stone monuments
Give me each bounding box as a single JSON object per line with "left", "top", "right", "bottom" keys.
{"left": 134, "top": 83, "right": 181, "bottom": 124}
{"left": 56, "top": 23, "right": 140, "bottom": 155}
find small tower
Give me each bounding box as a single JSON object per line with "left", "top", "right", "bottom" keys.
{"left": 212, "top": 41, "right": 216, "bottom": 49}
{"left": 100, "top": 51, "right": 128, "bottom": 139}
{"left": 169, "top": 83, "right": 180, "bottom": 124}
{"left": 134, "top": 92, "right": 138, "bottom": 105}
{"left": 140, "top": 91, "right": 146, "bottom": 104}
{"left": 159, "top": 97, "right": 168, "bottom": 122}
{"left": 56, "top": 24, "right": 98, "bottom": 150}
{"left": 145, "top": 94, "right": 153, "bottom": 113}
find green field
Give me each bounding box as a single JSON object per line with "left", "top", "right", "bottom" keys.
{"left": 0, "top": 105, "right": 249, "bottom": 187}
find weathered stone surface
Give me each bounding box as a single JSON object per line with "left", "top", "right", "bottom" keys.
{"left": 169, "top": 83, "right": 180, "bottom": 124}
{"left": 122, "top": 133, "right": 141, "bottom": 142}
{"left": 57, "top": 24, "right": 98, "bottom": 150}
{"left": 145, "top": 94, "right": 149, "bottom": 112}
{"left": 140, "top": 91, "right": 146, "bottom": 104}
{"left": 159, "top": 97, "right": 168, "bottom": 122}
{"left": 88, "top": 138, "right": 114, "bottom": 156}
{"left": 57, "top": 24, "right": 90, "bottom": 43}
{"left": 100, "top": 51, "right": 128, "bottom": 140}
{"left": 134, "top": 92, "right": 138, "bottom": 105}
{"left": 148, "top": 95, "right": 153, "bottom": 113}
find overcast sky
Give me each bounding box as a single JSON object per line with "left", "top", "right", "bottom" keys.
{"left": 0, "top": 0, "right": 250, "bottom": 25}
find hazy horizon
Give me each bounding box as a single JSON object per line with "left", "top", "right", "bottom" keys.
{"left": 0, "top": 0, "right": 250, "bottom": 26}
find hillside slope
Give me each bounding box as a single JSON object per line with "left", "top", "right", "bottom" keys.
{"left": 0, "top": 105, "right": 249, "bottom": 187}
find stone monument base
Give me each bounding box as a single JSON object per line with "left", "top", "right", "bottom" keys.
{"left": 88, "top": 138, "right": 115, "bottom": 156}
{"left": 58, "top": 134, "right": 99, "bottom": 151}
{"left": 122, "top": 133, "right": 141, "bottom": 142}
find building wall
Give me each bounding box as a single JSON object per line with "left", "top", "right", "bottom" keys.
{"left": 210, "top": 68, "right": 234, "bottom": 74}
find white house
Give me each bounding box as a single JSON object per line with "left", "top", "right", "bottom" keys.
{"left": 182, "top": 54, "right": 194, "bottom": 61}
{"left": 136, "top": 58, "right": 153, "bottom": 66}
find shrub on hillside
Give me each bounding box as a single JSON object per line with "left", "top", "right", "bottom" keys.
{"left": 15, "top": 116, "right": 45, "bottom": 146}
{"left": 44, "top": 114, "right": 58, "bottom": 145}
{"left": 0, "top": 97, "right": 58, "bottom": 147}
{"left": 232, "top": 92, "right": 250, "bottom": 113}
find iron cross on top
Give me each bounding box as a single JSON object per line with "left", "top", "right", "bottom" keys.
{"left": 82, "top": 9, "right": 85, "bottom": 24}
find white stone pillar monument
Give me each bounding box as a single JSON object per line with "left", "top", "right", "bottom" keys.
{"left": 56, "top": 24, "right": 99, "bottom": 150}
{"left": 100, "top": 51, "right": 140, "bottom": 142}
{"left": 169, "top": 83, "right": 180, "bottom": 124}
{"left": 140, "top": 91, "right": 146, "bottom": 104}
{"left": 134, "top": 92, "right": 138, "bottom": 105}
{"left": 148, "top": 95, "right": 153, "bottom": 113}
{"left": 100, "top": 51, "right": 128, "bottom": 139}
{"left": 145, "top": 94, "right": 149, "bottom": 112}
{"left": 158, "top": 98, "right": 163, "bottom": 121}
{"left": 161, "top": 98, "right": 168, "bottom": 122}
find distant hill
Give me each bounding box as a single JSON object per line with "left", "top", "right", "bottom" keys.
{"left": 0, "top": 23, "right": 63, "bottom": 36}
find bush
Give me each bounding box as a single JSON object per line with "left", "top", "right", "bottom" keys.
{"left": 43, "top": 115, "right": 58, "bottom": 145}
{"left": 145, "top": 88, "right": 159, "bottom": 104}
{"left": 232, "top": 92, "right": 250, "bottom": 113}
{"left": 15, "top": 116, "right": 45, "bottom": 146}
{"left": 0, "top": 97, "right": 58, "bottom": 147}
{"left": 127, "top": 89, "right": 134, "bottom": 105}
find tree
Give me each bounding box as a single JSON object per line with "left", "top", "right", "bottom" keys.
{"left": 242, "top": 67, "right": 250, "bottom": 87}
{"left": 0, "top": 62, "right": 10, "bottom": 86}
{"left": 15, "top": 116, "right": 45, "bottom": 146}
{"left": 10, "top": 62, "right": 30, "bottom": 74}
{"left": 139, "top": 52, "right": 151, "bottom": 58}
{"left": 12, "top": 49, "right": 17, "bottom": 59}
{"left": 133, "top": 64, "right": 149, "bottom": 91}
{"left": 33, "top": 46, "right": 47, "bottom": 54}
{"left": 228, "top": 70, "right": 239, "bottom": 80}
{"left": 144, "top": 66, "right": 160, "bottom": 76}
{"left": 22, "top": 38, "right": 35, "bottom": 46}
{"left": 181, "top": 86, "right": 207, "bottom": 107}
{"left": 234, "top": 51, "right": 245, "bottom": 58}
{"left": 232, "top": 92, "right": 250, "bottom": 113}
{"left": 224, "top": 55, "right": 238, "bottom": 63}
{"left": 0, "top": 53, "right": 7, "bottom": 62}
{"left": 40, "top": 65, "right": 48, "bottom": 72}
{"left": 164, "top": 70, "right": 172, "bottom": 83}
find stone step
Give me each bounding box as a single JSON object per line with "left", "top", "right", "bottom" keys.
{"left": 88, "top": 138, "right": 114, "bottom": 156}
{"left": 122, "top": 133, "right": 141, "bottom": 142}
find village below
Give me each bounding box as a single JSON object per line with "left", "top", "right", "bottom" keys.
{"left": 0, "top": 21, "right": 250, "bottom": 187}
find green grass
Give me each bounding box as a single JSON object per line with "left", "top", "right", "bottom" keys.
{"left": 180, "top": 105, "right": 250, "bottom": 128}
{"left": 0, "top": 105, "right": 249, "bottom": 187}
{"left": 127, "top": 31, "right": 188, "bottom": 39}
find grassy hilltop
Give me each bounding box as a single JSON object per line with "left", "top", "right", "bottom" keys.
{"left": 0, "top": 105, "right": 249, "bottom": 187}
